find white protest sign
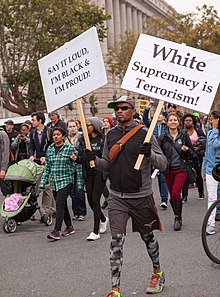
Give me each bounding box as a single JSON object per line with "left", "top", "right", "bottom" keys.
{"left": 38, "top": 27, "right": 107, "bottom": 113}
{"left": 122, "top": 34, "right": 220, "bottom": 114}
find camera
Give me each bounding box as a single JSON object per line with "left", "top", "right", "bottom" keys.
{"left": 20, "top": 134, "right": 25, "bottom": 139}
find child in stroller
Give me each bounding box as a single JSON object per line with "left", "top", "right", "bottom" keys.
{"left": 0, "top": 159, "right": 53, "bottom": 233}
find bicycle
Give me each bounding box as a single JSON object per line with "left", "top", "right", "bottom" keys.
{"left": 201, "top": 198, "right": 220, "bottom": 264}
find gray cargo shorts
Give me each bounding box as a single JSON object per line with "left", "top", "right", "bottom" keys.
{"left": 107, "top": 192, "right": 162, "bottom": 235}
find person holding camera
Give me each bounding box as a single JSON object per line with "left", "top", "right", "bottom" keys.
{"left": 11, "top": 122, "right": 30, "bottom": 162}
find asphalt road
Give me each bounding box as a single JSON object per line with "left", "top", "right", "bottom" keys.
{"left": 0, "top": 180, "right": 220, "bottom": 297}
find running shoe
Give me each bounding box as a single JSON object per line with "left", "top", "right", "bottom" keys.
{"left": 72, "top": 215, "right": 79, "bottom": 221}
{"left": 86, "top": 232, "right": 100, "bottom": 241}
{"left": 146, "top": 271, "right": 165, "bottom": 294}
{"left": 61, "top": 227, "right": 75, "bottom": 237}
{"left": 160, "top": 202, "right": 167, "bottom": 209}
{"left": 47, "top": 230, "right": 60, "bottom": 240}
{"left": 100, "top": 217, "right": 109, "bottom": 234}
{"left": 106, "top": 290, "right": 121, "bottom": 297}
{"left": 78, "top": 215, "right": 86, "bottom": 221}
{"left": 206, "top": 225, "right": 215, "bottom": 235}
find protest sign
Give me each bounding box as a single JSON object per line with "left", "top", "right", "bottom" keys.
{"left": 38, "top": 27, "right": 107, "bottom": 113}
{"left": 137, "top": 99, "right": 150, "bottom": 115}
{"left": 122, "top": 34, "right": 220, "bottom": 114}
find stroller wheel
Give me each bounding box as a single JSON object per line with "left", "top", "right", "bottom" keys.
{"left": 3, "top": 222, "right": 9, "bottom": 233}
{"left": 43, "top": 214, "right": 53, "bottom": 226}
{"left": 5, "top": 219, "right": 17, "bottom": 233}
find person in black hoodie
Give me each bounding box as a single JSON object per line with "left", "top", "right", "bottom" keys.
{"left": 73, "top": 116, "right": 108, "bottom": 241}
{"left": 158, "top": 113, "right": 194, "bottom": 231}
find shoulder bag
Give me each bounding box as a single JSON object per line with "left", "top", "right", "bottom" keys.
{"left": 109, "top": 125, "right": 144, "bottom": 163}
{"left": 169, "top": 140, "right": 197, "bottom": 184}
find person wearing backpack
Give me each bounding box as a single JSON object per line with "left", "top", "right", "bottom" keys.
{"left": 28, "top": 111, "right": 55, "bottom": 218}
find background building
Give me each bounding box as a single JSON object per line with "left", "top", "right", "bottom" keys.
{"left": 65, "top": 0, "right": 176, "bottom": 119}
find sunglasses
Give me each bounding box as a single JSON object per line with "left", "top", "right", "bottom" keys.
{"left": 114, "top": 106, "right": 132, "bottom": 111}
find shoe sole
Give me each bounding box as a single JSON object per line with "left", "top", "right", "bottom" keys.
{"left": 206, "top": 231, "right": 215, "bottom": 235}
{"left": 61, "top": 231, "right": 75, "bottom": 237}
{"left": 86, "top": 236, "right": 100, "bottom": 241}
{"left": 47, "top": 236, "right": 60, "bottom": 240}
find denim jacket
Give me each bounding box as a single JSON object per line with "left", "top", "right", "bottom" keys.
{"left": 204, "top": 128, "right": 220, "bottom": 175}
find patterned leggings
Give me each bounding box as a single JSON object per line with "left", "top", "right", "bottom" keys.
{"left": 110, "top": 232, "right": 160, "bottom": 288}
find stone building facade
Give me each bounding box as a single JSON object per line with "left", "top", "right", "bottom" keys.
{"left": 65, "top": 0, "right": 176, "bottom": 119}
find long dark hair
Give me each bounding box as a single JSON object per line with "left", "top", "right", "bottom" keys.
{"left": 210, "top": 110, "right": 220, "bottom": 133}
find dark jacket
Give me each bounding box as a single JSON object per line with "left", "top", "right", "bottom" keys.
{"left": 158, "top": 128, "right": 194, "bottom": 174}
{"left": 192, "top": 127, "right": 206, "bottom": 157}
{"left": 76, "top": 132, "right": 104, "bottom": 178}
{"left": 95, "top": 121, "right": 167, "bottom": 197}
{"left": 46, "top": 119, "right": 68, "bottom": 136}
{"left": 28, "top": 126, "right": 52, "bottom": 160}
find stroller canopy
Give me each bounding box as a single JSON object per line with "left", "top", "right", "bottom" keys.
{"left": 5, "top": 160, "right": 44, "bottom": 184}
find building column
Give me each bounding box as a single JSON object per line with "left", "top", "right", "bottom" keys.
{"left": 120, "top": 1, "right": 127, "bottom": 35}
{"left": 106, "top": 0, "right": 114, "bottom": 47}
{"left": 126, "top": 3, "right": 132, "bottom": 31}
{"left": 137, "top": 10, "right": 143, "bottom": 33}
{"left": 113, "top": 0, "right": 121, "bottom": 41}
{"left": 96, "top": 0, "right": 107, "bottom": 54}
{"left": 132, "top": 7, "right": 138, "bottom": 33}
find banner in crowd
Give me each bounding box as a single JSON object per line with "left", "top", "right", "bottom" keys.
{"left": 121, "top": 34, "right": 220, "bottom": 114}
{"left": 38, "top": 27, "right": 107, "bottom": 113}
{"left": 137, "top": 99, "right": 150, "bottom": 115}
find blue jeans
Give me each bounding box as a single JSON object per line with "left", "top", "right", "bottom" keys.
{"left": 216, "top": 183, "right": 220, "bottom": 214}
{"left": 157, "top": 172, "right": 168, "bottom": 203}
{"left": 70, "top": 185, "right": 87, "bottom": 216}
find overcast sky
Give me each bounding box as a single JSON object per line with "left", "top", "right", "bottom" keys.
{"left": 165, "top": 0, "right": 220, "bottom": 15}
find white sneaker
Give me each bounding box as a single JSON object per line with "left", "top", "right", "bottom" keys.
{"left": 160, "top": 202, "right": 167, "bottom": 209}
{"left": 100, "top": 217, "right": 109, "bottom": 234}
{"left": 86, "top": 232, "right": 100, "bottom": 241}
{"left": 206, "top": 225, "right": 215, "bottom": 235}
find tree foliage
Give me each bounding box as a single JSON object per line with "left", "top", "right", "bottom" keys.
{"left": 0, "top": 0, "right": 109, "bottom": 115}
{"left": 106, "top": 5, "right": 220, "bottom": 82}
{"left": 144, "top": 5, "right": 220, "bottom": 54}
{"left": 106, "top": 30, "right": 139, "bottom": 82}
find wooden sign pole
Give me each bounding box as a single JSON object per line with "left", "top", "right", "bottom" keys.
{"left": 134, "top": 100, "right": 164, "bottom": 170}
{"left": 76, "top": 98, "right": 95, "bottom": 168}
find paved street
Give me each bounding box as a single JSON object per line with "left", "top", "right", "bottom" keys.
{"left": 0, "top": 180, "right": 220, "bottom": 297}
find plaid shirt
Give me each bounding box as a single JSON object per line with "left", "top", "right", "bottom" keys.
{"left": 65, "top": 137, "right": 84, "bottom": 189}
{"left": 40, "top": 142, "right": 77, "bottom": 191}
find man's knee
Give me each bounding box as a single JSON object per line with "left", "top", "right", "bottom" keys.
{"left": 140, "top": 232, "right": 154, "bottom": 243}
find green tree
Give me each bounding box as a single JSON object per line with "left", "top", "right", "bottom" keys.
{"left": 144, "top": 5, "right": 220, "bottom": 54}
{"left": 106, "top": 30, "right": 139, "bottom": 82}
{"left": 0, "top": 0, "right": 109, "bottom": 115}
{"left": 106, "top": 5, "right": 220, "bottom": 82}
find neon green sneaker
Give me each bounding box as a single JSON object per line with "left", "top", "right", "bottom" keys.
{"left": 146, "top": 271, "right": 165, "bottom": 294}
{"left": 106, "top": 290, "right": 122, "bottom": 297}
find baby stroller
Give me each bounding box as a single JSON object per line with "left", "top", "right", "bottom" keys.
{"left": 0, "top": 159, "right": 53, "bottom": 233}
